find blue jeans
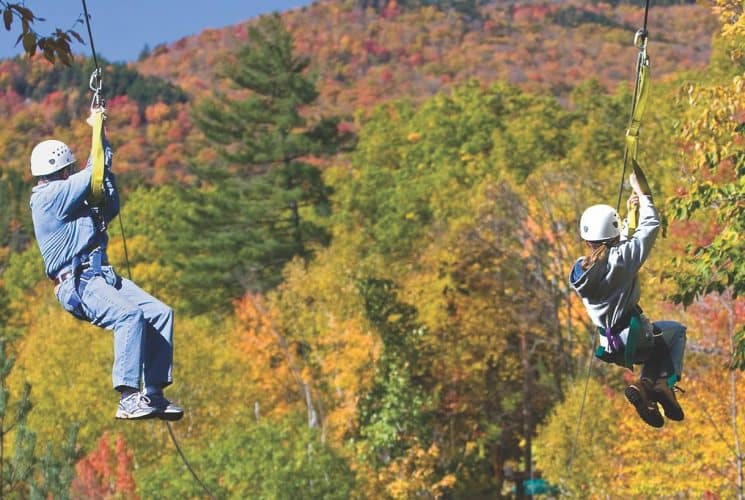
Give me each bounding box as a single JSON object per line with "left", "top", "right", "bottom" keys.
{"left": 56, "top": 265, "right": 173, "bottom": 390}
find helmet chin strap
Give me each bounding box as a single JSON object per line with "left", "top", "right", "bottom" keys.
{"left": 38, "top": 163, "right": 75, "bottom": 185}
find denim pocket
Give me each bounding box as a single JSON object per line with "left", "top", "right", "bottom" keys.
{"left": 101, "top": 265, "right": 120, "bottom": 287}
{"left": 55, "top": 278, "right": 88, "bottom": 321}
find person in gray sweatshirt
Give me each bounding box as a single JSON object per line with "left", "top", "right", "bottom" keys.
{"left": 570, "top": 171, "right": 686, "bottom": 428}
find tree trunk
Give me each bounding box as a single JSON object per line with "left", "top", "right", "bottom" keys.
{"left": 722, "top": 294, "right": 744, "bottom": 500}
{"left": 520, "top": 330, "right": 533, "bottom": 499}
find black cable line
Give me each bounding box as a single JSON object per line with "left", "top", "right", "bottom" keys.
{"left": 570, "top": 0, "right": 653, "bottom": 476}
{"left": 79, "top": 3, "right": 215, "bottom": 497}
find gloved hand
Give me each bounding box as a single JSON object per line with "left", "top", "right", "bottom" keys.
{"left": 630, "top": 159, "right": 652, "bottom": 197}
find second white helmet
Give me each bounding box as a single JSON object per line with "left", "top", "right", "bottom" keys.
{"left": 579, "top": 204, "right": 621, "bottom": 241}
{"left": 30, "top": 140, "right": 76, "bottom": 177}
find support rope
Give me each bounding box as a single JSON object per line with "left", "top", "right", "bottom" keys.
{"left": 566, "top": 333, "right": 597, "bottom": 474}
{"left": 567, "top": 0, "right": 652, "bottom": 476}
{"left": 615, "top": 0, "right": 652, "bottom": 212}
{"left": 80, "top": 3, "right": 214, "bottom": 498}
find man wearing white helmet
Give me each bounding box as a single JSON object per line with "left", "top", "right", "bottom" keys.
{"left": 570, "top": 171, "right": 686, "bottom": 428}
{"left": 29, "top": 112, "right": 183, "bottom": 422}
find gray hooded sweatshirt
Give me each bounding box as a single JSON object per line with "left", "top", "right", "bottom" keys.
{"left": 569, "top": 195, "right": 659, "bottom": 338}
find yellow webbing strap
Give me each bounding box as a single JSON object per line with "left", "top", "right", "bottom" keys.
{"left": 89, "top": 109, "right": 105, "bottom": 206}
{"left": 624, "top": 53, "right": 650, "bottom": 232}
{"left": 625, "top": 56, "right": 650, "bottom": 160}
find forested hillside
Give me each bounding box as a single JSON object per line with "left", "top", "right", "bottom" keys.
{"left": 0, "top": 0, "right": 743, "bottom": 498}
{"left": 136, "top": 0, "right": 717, "bottom": 112}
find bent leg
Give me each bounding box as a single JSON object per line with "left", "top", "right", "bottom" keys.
{"left": 640, "top": 320, "right": 686, "bottom": 381}
{"left": 655, "top": 320, "right": 687, "bottom": 380}
{"left": 115, "top": 277, "right": 174, "bottom": 389}
{"left": 79, "top": 274, "right": 146, "bottom": 390}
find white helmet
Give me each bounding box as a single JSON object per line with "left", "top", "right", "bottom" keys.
{"left": 30, "top": 140, "right": 76, "bottom": 176}
{"left": 579, "top": 204, "right": 621, "bottom": 241}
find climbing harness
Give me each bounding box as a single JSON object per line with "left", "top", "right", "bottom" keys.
{"left": 568, "top": 0, "right": 653, "bottom": 474}
{"left": 79, "top": 3, "right": 214, "bottom": 497}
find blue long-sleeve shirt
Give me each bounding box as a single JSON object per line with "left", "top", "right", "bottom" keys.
{"left": 30, "top": 137, "right": 118, "bottom": 279}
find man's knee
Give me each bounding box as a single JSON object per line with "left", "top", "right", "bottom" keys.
{"left": 159, "top": 304, "right": 173, "bottom": 322}
{"left": 121, "top": 307, "right": 145, "bottom": 327}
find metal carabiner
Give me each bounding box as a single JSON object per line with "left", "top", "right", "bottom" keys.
{"left": 89, "top": 67, "right": 102, "bottom": 93}
{"left": 633, "top": 28, "right": 648, "bottom": 51}
{"left": 89, "top": 67, "right": 104, "bottom": 111}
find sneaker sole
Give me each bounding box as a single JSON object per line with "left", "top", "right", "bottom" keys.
{"left": 156, "top": 410, "right": 184, "bottom": 422}
{"left": 656, "top": 397, "right": 684, "bottom": 421}
{"left": 115, "top": 410, "right": 158, "bottom": 420}
{"left": 624, "top": 385, "right": 664, "bottom": 428}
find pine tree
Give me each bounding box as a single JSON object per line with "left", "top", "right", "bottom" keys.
{"left": 185, "top": 13, "right": 344, "bottom": 309}
{"left": 0, "top": 341, "right": 78, "bottom": 498}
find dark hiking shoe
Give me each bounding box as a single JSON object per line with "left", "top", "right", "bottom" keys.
{"left": 625, "top": 378, "right": 664, "bottom": 428}
{"left": 651, "top": 377, "right": 684, "bottom": 421}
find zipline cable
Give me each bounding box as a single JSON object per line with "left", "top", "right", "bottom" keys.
{"left": 115, "top": 220, "right": 215, "bottom": 500}
{"left": 566, "top": 334, "right": 597, "bottom": 474}
{"left": 80, "top": 0, "right": 99, "bottom": 72}
{"left": 80, "top": 3, "right": 214, "bottom": 498}
{"left": 615, "top": 0, "right": 652, "bottom": 213}
{"left": 568, "top": 0, "right": 653, "bottom": 475}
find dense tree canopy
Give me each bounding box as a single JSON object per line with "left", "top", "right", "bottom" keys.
{"left": 0, "top": 0, "right": 742, "bottom": 497}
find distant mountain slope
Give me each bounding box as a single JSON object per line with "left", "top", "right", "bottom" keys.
{"left": 133, "top": 0, "right": 717, "bottom": 115}
{"left": 0, "top": 0, "right": 718, "bottom": 191}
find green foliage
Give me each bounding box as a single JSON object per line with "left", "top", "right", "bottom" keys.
{"left": 0, "top": 341, "right": 78, "bottom": 498}
{"left": 533, "top": 378, "right": 621, "bottom": 497}
{"left": 550, "top": 6, "right": 626, "bottom": 29}
{"left": 29, "top": 426, "right": 78, "bottom": 500}
{"left": 0, "top": 167, "right": 34, "bottom": 253}
{"left": 0, "top": 0, "right": 739, "bottom": 496}
{"left": 106, "top": 185, "right": 198, "bottom": 311}
{"left": 138, "top": 415, "right": 354, "bottom": 499}
{"left": 417, "top": 0, "right": 481, "bottom": 19}
{"left": 356, "top": 278, "right": 431, "bottom": 464}
{"left": 667, "top": 0, "right": 745, "bottom": 366}
{"left": 187, "top": 13, "right": 342, "bottom": 303}
{"left": 2, "top": 247, "right": 44, "bottom": 306}
{"left": 332, "top": 81, "right": 571, "bottom": 261}
{"left": 1, "top": 247, "right": 45, "bottom": 341}
{"left": 11, "top": 58, "right": 188, "bottom": 114}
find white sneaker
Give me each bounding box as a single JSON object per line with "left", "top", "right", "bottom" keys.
{"left": 115, "top": 393, "right": 158, "bottom": 420}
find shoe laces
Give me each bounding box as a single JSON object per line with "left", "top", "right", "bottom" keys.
{"left": 122, "top": 392, "right": 151, "bottom": 407}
